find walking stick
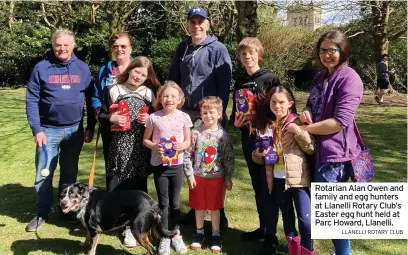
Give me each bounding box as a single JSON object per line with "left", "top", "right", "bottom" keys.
{"left": 89, "top": 126, "right": 100, "bottom": 189}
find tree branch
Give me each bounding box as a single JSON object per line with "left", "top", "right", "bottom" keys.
{"left": 389, "top": 28, "right": 408, "bottom": 40}
{"left": 41, "top": 3, "right": 56, "bottom": 29}
{"left": 8, "top": 0, "right": 15, "bottom": 29}
{"left": 347, "top": 31, "right": 365, "bottom": 38}
{"left": 90, "top": 2, "right": 100, "bottom": 24}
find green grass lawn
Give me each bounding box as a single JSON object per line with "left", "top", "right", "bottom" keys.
{"left": 0, "top": 88, "right": 406, "bottom": 255}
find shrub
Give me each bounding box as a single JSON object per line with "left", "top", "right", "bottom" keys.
{"left": 149, "top": 37, "right": 184, "bottom": 83}
{"left": 258, "top": 22, "right": 321, "bottom": 90}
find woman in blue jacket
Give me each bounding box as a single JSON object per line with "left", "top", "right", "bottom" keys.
{"left": 168, "top": 7, "right": 232, "bottom": 228}
{"left": 90, "top": 32, "right": 133, "bottom": 188}
{"left": 90, "top": 32, "right": 138, "bottom": 248}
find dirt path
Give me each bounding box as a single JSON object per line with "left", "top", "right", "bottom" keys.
{"left": 294, "top": 90, "right": 407, "bottom": 110}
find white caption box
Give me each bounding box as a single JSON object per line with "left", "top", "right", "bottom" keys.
{"left": 311, "top": 183, "right": 407, "bottom": 239}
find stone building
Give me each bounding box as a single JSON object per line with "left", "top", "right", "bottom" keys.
{"left": 286, "top": 3, "right": 322, "bottom": 30}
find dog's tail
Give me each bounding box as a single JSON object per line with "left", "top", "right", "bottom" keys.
{"left": 152, "top": 204, "right": 178, "bottom": 238}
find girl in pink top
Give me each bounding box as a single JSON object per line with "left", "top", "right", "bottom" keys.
{"left": 143, "top": 81, "right": 192, "bottom": 255}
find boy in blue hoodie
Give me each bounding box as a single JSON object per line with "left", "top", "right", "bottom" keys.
{"left": 168, "top": 7, "right": 232, "bottom": 228}
{"left": 25, "top": 29, "right": 92, "bottom": 232}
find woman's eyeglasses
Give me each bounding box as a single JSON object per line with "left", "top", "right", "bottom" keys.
{"left": 318, "top": 47, "right": 340, "bottom": 55}
{"left": 112, "top": 45, "right": 129, "bottom": 50}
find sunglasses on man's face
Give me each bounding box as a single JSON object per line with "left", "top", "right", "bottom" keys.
{"left": 112, "top": 44, "right": 129, "bottom": 50}
{"left": 318, "top": 47, "right": 340, "bottom": 55}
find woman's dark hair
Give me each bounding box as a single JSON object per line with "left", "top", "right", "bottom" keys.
{"left": 251, "top": 85, "right": 297, "bottom": 132}
{"left": 316, "top": 30, "right": 351, "bottom": 67}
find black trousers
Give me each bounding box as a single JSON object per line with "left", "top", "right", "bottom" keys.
{"left": 152, "top": 164, "right": 183, "bottom": 230}
{"left": 241, "top": 131, "right": 269, "bottom": 231}
{"left": 108, "top": 175, "right": 148, "bottom": 193}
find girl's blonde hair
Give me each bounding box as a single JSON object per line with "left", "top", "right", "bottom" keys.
{"left": 154, "top": 80, "right": 185, "bottom": 111}
{"left": 117, "top": 56, "right": 161, "bottom": 95}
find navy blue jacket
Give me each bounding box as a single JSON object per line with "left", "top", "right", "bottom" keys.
{"left": 26, "top": 53, "right": 92, "bottom": 135}
{"left": 91, "top": 60, "right": 119, "bottom": 111}
{"left": 376, "top": 59, "right": 389, "bottom": 80}
{"left": 168, "top": 34, "right": 232, "bottom": 113}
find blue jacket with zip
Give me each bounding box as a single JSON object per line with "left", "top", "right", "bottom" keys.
{"left": 26, "top": 52, "right": 92, "bottom": 136}
{"left": 91, "top": 60, "right": 118, "bottom": 111}
{"left": 168, "top": 34, "right": 232, "bottom": 113}
{"left": 91, "top": 60, "right": 134, "bottom": 130}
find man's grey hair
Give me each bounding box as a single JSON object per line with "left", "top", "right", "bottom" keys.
{"left": 51, "top": 28, "right": 76, "bottom": 48}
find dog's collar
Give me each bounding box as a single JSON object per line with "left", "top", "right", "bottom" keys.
{"left": 85, "top": 187, "right": 97, "bottom": 194}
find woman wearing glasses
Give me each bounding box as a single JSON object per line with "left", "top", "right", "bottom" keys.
{"left": 90, "top": 32, "right": 133, "bottom": 187}
{"left": 89, "top": 32, "right": 138, "bottom": 247}
{"left": 298, "top": 30, "right": 363, "bottom": 255}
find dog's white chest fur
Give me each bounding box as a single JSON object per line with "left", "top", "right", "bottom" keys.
{"left": 77, "top": 205, "right": 87, "bottom": 228}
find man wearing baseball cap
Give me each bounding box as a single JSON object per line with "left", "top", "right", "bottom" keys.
{"left": 168, "top": 6, "right": 232, "bottom": 253}
{"left": 187, "top": 7, "right": 209, "bottom": 19}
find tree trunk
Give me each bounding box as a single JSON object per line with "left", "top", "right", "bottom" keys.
{"left": 90, "top": 3, "right": 100, "bottom": 24}
{"left": 107, "top": 2, "right": 136, "bottom": 36}
{"left": 370, "top": 1, "right": 390, "bottom": 59}
{"left": 8, "top": 0, "right": 15, "bottom": 29}
{"left": 235, "top": 0, "right": 258, "bottom": 43}
{"left": 108, "top": 1, "right": 121, "bottom": 35}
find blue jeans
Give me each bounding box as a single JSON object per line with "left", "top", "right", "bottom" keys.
{"left": 264, "top": 178, "right": 312, "bottom": 250}
{"left": 315, "top": 162, "right": 353, "bottom": 255}
{"left": 34, "top": 125, "right": 84, "bottom": 218}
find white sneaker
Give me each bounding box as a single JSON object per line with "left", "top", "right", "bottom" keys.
{"left": 172, "top": 234, "right": 188, "bottom": 254}
{"left": 122, "top": 226, "right": 137, "bottom": 248}
{"left": 159, "top": 238, "right": 171, "bottom": 255}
